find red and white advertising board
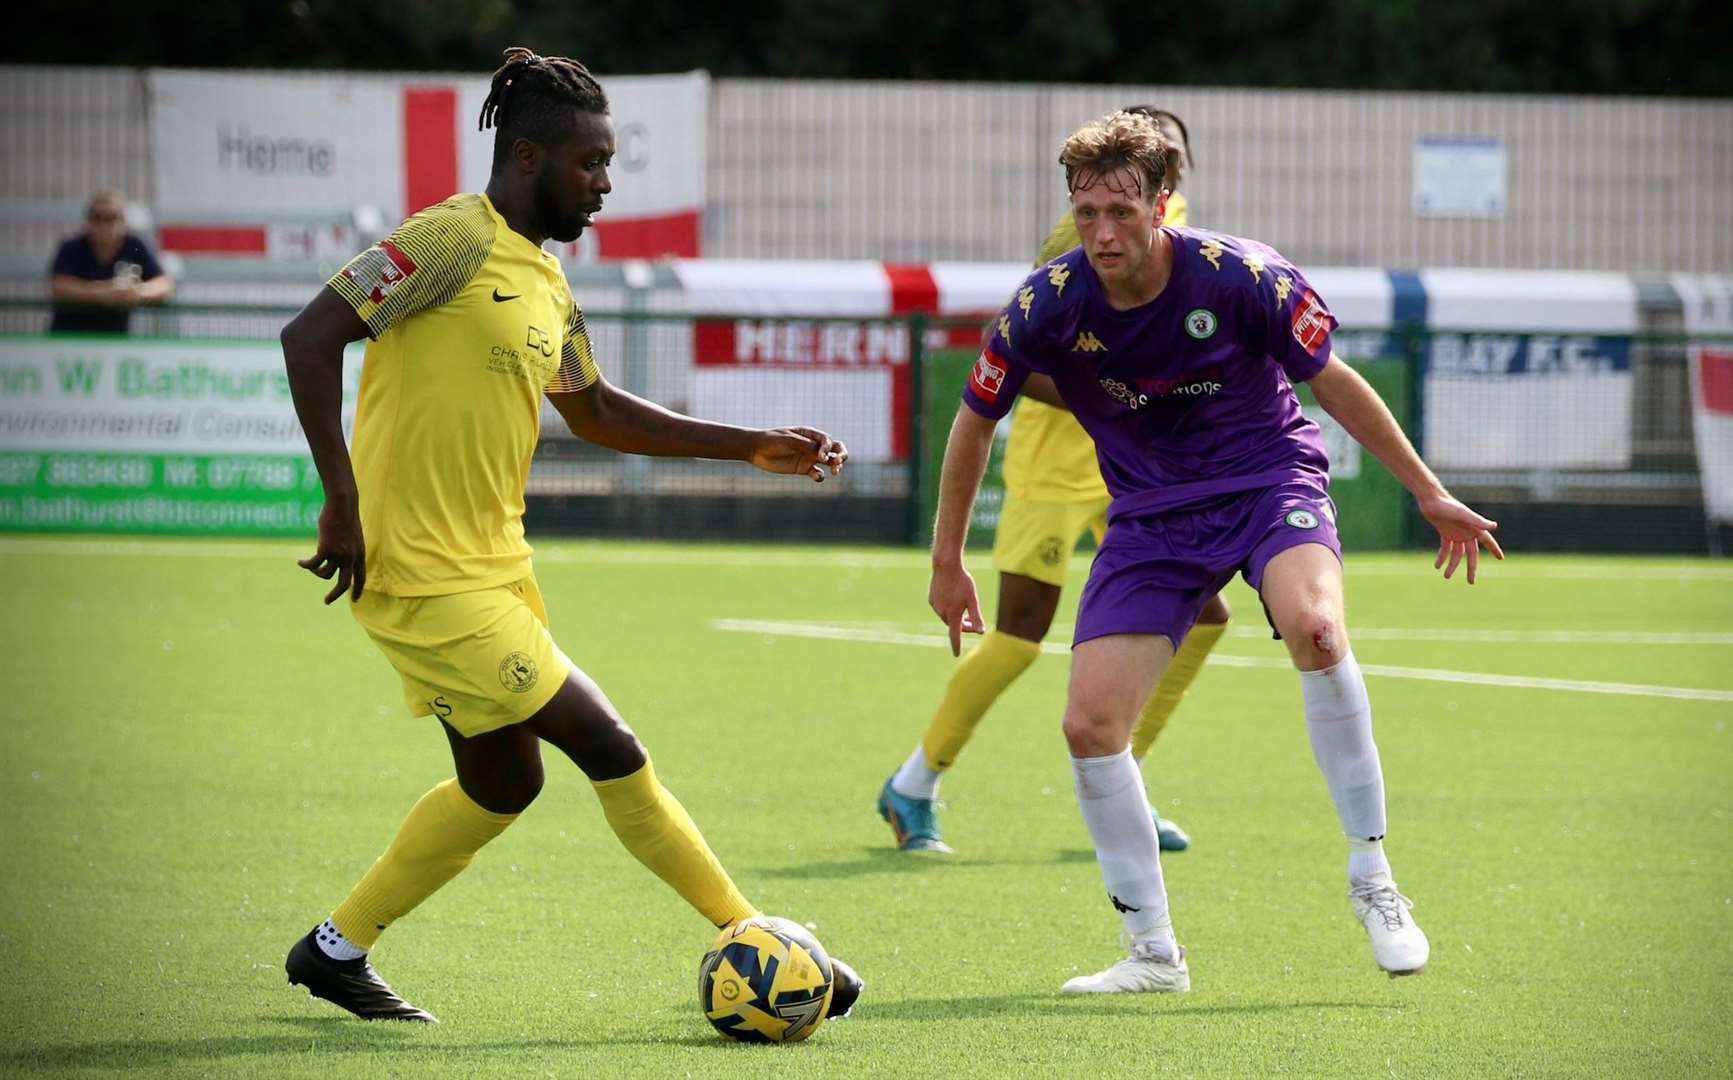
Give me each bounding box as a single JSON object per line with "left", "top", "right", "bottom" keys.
{"left": 676, "top": 261, "right": 1025, "bottom": 462}
{"left": 147, "top": 68, "right": 706, "bottom": 260}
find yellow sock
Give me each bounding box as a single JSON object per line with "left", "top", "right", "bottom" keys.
{"left": 1131, "top": 619, "right": 1229, "bottom": 761}
{"left": 330, "top": 779, "right": 517, "bottom": 949}
{"left": 921, "top": 630, "right": 1042, "bottom": 770}
{"left": 593, "top": 758, "right": 758, "bottom": 928}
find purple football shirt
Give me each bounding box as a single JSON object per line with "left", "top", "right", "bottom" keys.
{"left": 963, "top": 227, "right": 1336, "bottom": 520}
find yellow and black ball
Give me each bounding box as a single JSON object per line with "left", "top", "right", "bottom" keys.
{"left": 698, "top": 915, "right": 835, "bottom": 1043}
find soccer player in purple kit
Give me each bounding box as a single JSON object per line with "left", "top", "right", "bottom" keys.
{"left": 928, "top": 111, "right": 1504, "bottom": 992}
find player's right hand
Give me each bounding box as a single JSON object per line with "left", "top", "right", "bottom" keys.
{"left": 929, "top": 560, "right": 985, "bottom": 656}
{"left": 1418, "top": 490, "right": 1504, "bottom": 585}
{"left": 299, "top": 495, "right": 367, "bottom": 604}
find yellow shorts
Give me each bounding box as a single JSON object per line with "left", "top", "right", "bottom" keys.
{"left": 991, "top": 491, "right": 1112, "bottom": 586}
{"left": 351, "top": 575, "right": 571, "bottom": 737}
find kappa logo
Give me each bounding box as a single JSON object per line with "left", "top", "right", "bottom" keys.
{"left": 1110, "top": 894, "right": 1142, "bottom": 914}
{"left": 1241, "top": 251, "right": 1266, "bottom": 284}
{"left": 1198, "top": 238, "right": 1225, "bottom": 271}
{"left": 499, "top": 651, "right": 540, "bottom": 693}
{"left": 1047, "top": 262, "right": 1071, "bottom": 296}
{"left": 1017, "top": 285, "right": 1035, "bottom": 318}
{"left": 1291, "top": 289, "right": 1332, "bottom": 355}
{"left": 1184, "top": 309, "right": 1217, "bottom": 339}
{"left": 971, "top": 353, "right": 1007, "bottom": 402}
{"left": 1072, "top": 331, "right": 1107, "bottom": 352}
{"left": 342, "top": 240, "right": 417, "bottom": 305}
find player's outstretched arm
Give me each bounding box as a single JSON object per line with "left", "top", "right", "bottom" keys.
{"left": 547, "top": 376, "right": 846, "bottom": 482}
{"left": 929, "top": 406, "right": 996, "bottom": 655}
{"left": 1308, "top": 354, "right": 1505, "bottom": 584}
{"left": 281, "top": 287, "right": 371, "bottom": 604}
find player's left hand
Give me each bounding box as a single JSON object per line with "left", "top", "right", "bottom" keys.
{"left": 1418, "top": 491, "right": 1504, "bottom": 584}
{"left": 749, "top": 426, "right": 848, "bottom": 482}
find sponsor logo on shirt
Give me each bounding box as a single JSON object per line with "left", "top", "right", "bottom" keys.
{"left": 1072, "top": 331, "right": 1108, "bottom": 352}
{"left": 1291, "top": 289, "right": 1331, "bottom": 356}
{"left": 342, "top": 239, "right": 417, "bottom": 305}
{"left": 1099, "top": 377, "right": 1148, "bottom": 410}
{"left": 1134, "top": 363, "right": 1226, "bottom": 399}
{"left": 1184, "top": 309, "right": 1217, "bottom": 340}
{"left": 525, "top": 325, "right": 554, "bottom": 357}
{"left": 489, "top": 327, "right": 558, "bottom": 380}
{"left": 970, "top": 353, "right": 1007, "bottom": 402}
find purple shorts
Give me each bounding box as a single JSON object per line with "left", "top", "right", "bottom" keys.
{"left": 1074, "top": 478, "right": 1342, "bottom": 649}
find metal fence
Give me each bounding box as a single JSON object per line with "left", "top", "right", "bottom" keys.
{"left": 1, "top": 299, "right": 1723, "bottom": 552}
{"left": 6, "top": 64, "right": 1731, "bottom": 272}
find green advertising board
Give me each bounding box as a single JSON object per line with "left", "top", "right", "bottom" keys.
{"left": 918, "top": 347, "right": 1011, "bottom": 549}
{"left": 1295, "top": 358, "right": 1411, "bottom": 550}
{"left": 0, "top": 335, "right": 360, "bottom": 536}
{"left": 918, "top": 351, "right": 1412, "bottom": 551}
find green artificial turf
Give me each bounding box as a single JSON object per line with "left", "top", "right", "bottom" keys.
{"left": 1, "top": 538, "right": 1729, "bottom": 1077}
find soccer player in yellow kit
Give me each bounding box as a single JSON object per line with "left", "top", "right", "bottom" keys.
{"left": 280, "top": 48, "right": 860, "bottom": 1023}
{"left": 879, "top": 108, "right": 1230, "bottom": 854}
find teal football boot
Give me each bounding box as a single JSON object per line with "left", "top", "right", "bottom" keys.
{"left": 877, "top": 778, "right": 953, "bottom": 854}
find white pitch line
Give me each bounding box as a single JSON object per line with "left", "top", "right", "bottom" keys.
{"left": 1, "top": 536, "right": 1731, "bottom": 581}
{"left": 0, "top": 536, "right": 927, "bottom": 569}
{"left": 709, "top": 619, "right": 1733, "bottom": 704}
{"left": 1257, "top": 627, "right": 1733, "bottom": 646}
{"left": 824, "top": 619, "right": 1733, "bottom": 648}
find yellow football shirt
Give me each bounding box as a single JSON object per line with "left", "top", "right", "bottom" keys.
{"left": 328, "top": 193, "right": 599, "bottom": 597}
{"left": 1002, "top": 193, "right": 1188, "bottom": 502}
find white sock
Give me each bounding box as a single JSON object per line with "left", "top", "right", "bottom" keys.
{"left": 314, "top": 917, "right": 367, "bottom": 961}
{"left": 890, "top": 744, "right": 942, "bottom": 800}
{"left": 1348, "top": 837, "right": 1393, "bottom": 885}
{"left": 1299, "top": 652, "right": 1393, "bottom": 882}
{"left": 1072, "top": 750, "right": 1175, "bottom": 959}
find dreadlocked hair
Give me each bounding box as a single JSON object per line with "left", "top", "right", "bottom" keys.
{"left": 478, "top": 47, "right": 609, "bottom": 164}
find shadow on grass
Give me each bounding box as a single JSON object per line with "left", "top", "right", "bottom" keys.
{"left": 757, "top": 846, "right": 1095, "bottom": 880}
{"left": 1, "top": 1016, "right": 731, "bottom": 1070}
{"left": 859, "top": 994, "right": 1403, "bottom": 1022}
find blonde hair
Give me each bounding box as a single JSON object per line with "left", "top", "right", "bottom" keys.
{"left": 1060, "top": 111, "right": 1171, "bottom": 203}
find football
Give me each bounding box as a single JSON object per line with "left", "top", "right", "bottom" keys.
{"left": 698, "top": 915, "right": 835, "bottom": 1042}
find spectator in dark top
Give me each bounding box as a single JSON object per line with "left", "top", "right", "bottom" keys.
{"left": 48, "top": 191, "right": 175, "bottom": 334}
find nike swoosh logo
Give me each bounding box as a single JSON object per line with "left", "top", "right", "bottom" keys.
{"left": 492, "top": 288, "right": 520, "bottom": 302}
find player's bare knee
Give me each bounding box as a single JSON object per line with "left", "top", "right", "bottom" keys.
{"left": 997, "top": 606, "right": 1054, "bottom": 642}
{"left": 555, "top": 718, "right": 647, "bottom": 782}
{"left": 459, "top": 756, "right": 543, "bottom": 815}
{"left": 1061, "top": 707, "right": 1121, "bottom": 757}
{"left": 1288, "top": 611, "right": 1347, "bottom": 669}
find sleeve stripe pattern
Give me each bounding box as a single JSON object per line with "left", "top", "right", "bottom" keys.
{"left": 547, "top": 303, "right": 601, "bottom": 393}
{"left": 328, "top": 195, "right": 496, "bottom": 336}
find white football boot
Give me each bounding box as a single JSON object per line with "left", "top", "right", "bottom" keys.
{"left": 1061, "top": 942, "right": 1190, "bottom": 994}
{"left": 1350, "top": 879, "right": 1429, "bottom": 975}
